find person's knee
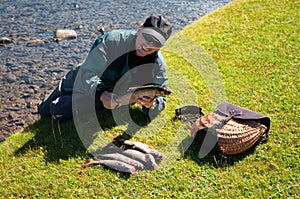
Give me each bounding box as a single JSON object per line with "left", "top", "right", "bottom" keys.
{"left": 37, "top": 101, "right": 51, "bottom": 118}
{"left": 49, "top": 96, "right": 73, "bottom": 122}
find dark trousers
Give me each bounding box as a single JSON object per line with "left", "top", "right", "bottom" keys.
{"left": 37, "top": 87, "right": 73, "bottom": 122}
{"left": 37, "top": 67, "right": 98, "bottom": 122}
{"left": 38, "top": 87, "right": 104, "bottom": 122}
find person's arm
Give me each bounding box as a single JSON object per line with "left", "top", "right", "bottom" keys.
{"left": 74, "top": 33, "right": 120, "bottom": 109}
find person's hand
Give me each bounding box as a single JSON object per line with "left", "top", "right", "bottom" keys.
{"left": 100, "top": 91, "right": 120, "bottom": 110}
{"left": 137, "top": 96, "right": 156, "bottom": 109}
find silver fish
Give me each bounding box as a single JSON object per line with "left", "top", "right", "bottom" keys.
{"left": 145, "top": 154, "right": 158, "bottom": 170}
{"left": 121, "top": 149, "right": 147, "bottom": 163}
{"left": 114, "top": 85, "right": 172, "bottom": 105}
{"left": 83, "top": 159, "right": 136, "bottom": 174}
{"left": 95, "top": 153, "right": 144, "bottom": 170}
{"left": 121, "top": 149, "right": 158, "bottom": 170}
{"left": 97, "top": 143, "right": 125, "bottom": 154}
{"left": 121, "top": 140, "right": 166, "bottom": 162}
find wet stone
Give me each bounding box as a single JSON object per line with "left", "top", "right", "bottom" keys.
{"left": 22, "top": 94, "right": 31, "bottom": 99}
{"left": 15, "top": 120, "right": 25, "bottom": 127}
{"left": 27, "top": 39, "right": 46, "bottom": 46}
{"left": 7, "top": 107, "right": 21, "bottom": 111}
{"left": 0, "top": 37, "right": 13, "bottom": 44}
{"left": 23, "top": 61, "right": 34, "bottom": 67}
{"left": 7, "top": 114, "right": 14, "bottom": 120}
{"left": 56, "top": 29, "right": 77, "bottom": 39}
{"left": 3, "top": 73, "right": 17, "bottom": 83}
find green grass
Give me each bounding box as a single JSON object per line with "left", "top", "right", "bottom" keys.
{"left": 1, "top": 0, "right": 299, "bottom": 198}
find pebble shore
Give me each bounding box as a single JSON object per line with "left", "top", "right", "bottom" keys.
{"left": 0, "top": 0, "right": 231, "bottom": 142}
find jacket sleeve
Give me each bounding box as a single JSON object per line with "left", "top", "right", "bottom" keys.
{"left": 74, "top": 33, "right": 119, "bottom": 105}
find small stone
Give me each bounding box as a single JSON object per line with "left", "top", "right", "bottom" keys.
{"left": 99, "top": 27, "right": 105, "bottom": 35}
{"left": 27, "top": 39, "right": 47, "bottom": 46}
{"left": 15, "top": 120, "right": 25, "bottom": 127}
{"left": 0, "top": 37, "right": 13, "bottom": 44}
{"left": 56, "top": 29, "right": 77, "bottom": 39}
{"left": 29, "top": 85, "right": 39, "bottom": 90}
{"left": 53, "top": 38, "right": 62, "bottom": 42}
{"left": 26, "top": 99, "right": 40, "bottom": 109}
{"left": 7, "top": 107, "right": 20, "bottom": 111}
{"left": 7, "top": 114, "right": 14, "bottom": 120}
{"left": 26, "top": 101, "right": 33, "bottom": 108}
{"left": 73, "top": 3, "right": 79, "bottom": 8}
{"left": 3, "top": 73, "right": 17, "bottom": 83}
{"left": 22, "top": 94, "right": 30, "bottom": 99}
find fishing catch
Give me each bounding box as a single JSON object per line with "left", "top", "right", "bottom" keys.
{"left": 119, "top": 139, "right": 166, "bottom": 162}
{"left": 94, "top": 153, "right": 145, "bottom": 170}
{"left": 114, "top": 84, "right": 172, "bottom": 105}
{"left": 83, "top": 137, "right": 165, "bottom": 173}
{"left": 83, "top": 159, "right": 136, "bottom": 174}
{"left": 121, "top": 149, "right": 158, "bottom": 170}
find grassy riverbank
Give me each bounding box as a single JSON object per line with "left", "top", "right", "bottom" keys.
{"left": 0, "top": 0, "right": 299, "bottom": 198}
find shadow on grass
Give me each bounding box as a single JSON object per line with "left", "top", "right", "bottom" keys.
{"left": 13, "top": 106, "right": 151, "bottom": 164}
{"left": 13, "top": 117, "right": 87, "bottom": 163}
{"left": 179, "top": 132, "right": 259, "bottom": 168}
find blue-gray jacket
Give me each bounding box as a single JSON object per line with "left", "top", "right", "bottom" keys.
{"left": 73, "top": 29, "right": 169, "bottom": 113}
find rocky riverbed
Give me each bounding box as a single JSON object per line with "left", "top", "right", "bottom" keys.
{"left": 0, "top": 0, "right": 231, "bottom": 142}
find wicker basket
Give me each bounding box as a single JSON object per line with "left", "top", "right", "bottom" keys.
{"left": 190, "top": 111, "right": 268, "bottom": 156}
{"left": 217, "top": 119, "right": 267, "bottom": 155}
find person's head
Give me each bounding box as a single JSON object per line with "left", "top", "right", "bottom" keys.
{"left": 135, "top": 14, "right": 172, "bottom": 57}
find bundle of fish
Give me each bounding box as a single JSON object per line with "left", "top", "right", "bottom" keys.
{"left": 176, "top": 102, "right": 270, "bottom": 156}
{"left": 83, "top": 138, "right": 165, "bottom": 174}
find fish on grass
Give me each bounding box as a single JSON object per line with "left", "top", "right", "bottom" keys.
{"left": 114, "top": 84, "right": 172, "bottom": 105}
{"left": 121, "top": 149, "right": 158, "bottom": 170}
{"left": 94, "top": 153, "right": 144, "bottom": 170}
{"left": 119, "top": 139, "right": 166, "bottom": 162}
{"left": 83, "top": 159, "right": 136, "bottom": 174}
